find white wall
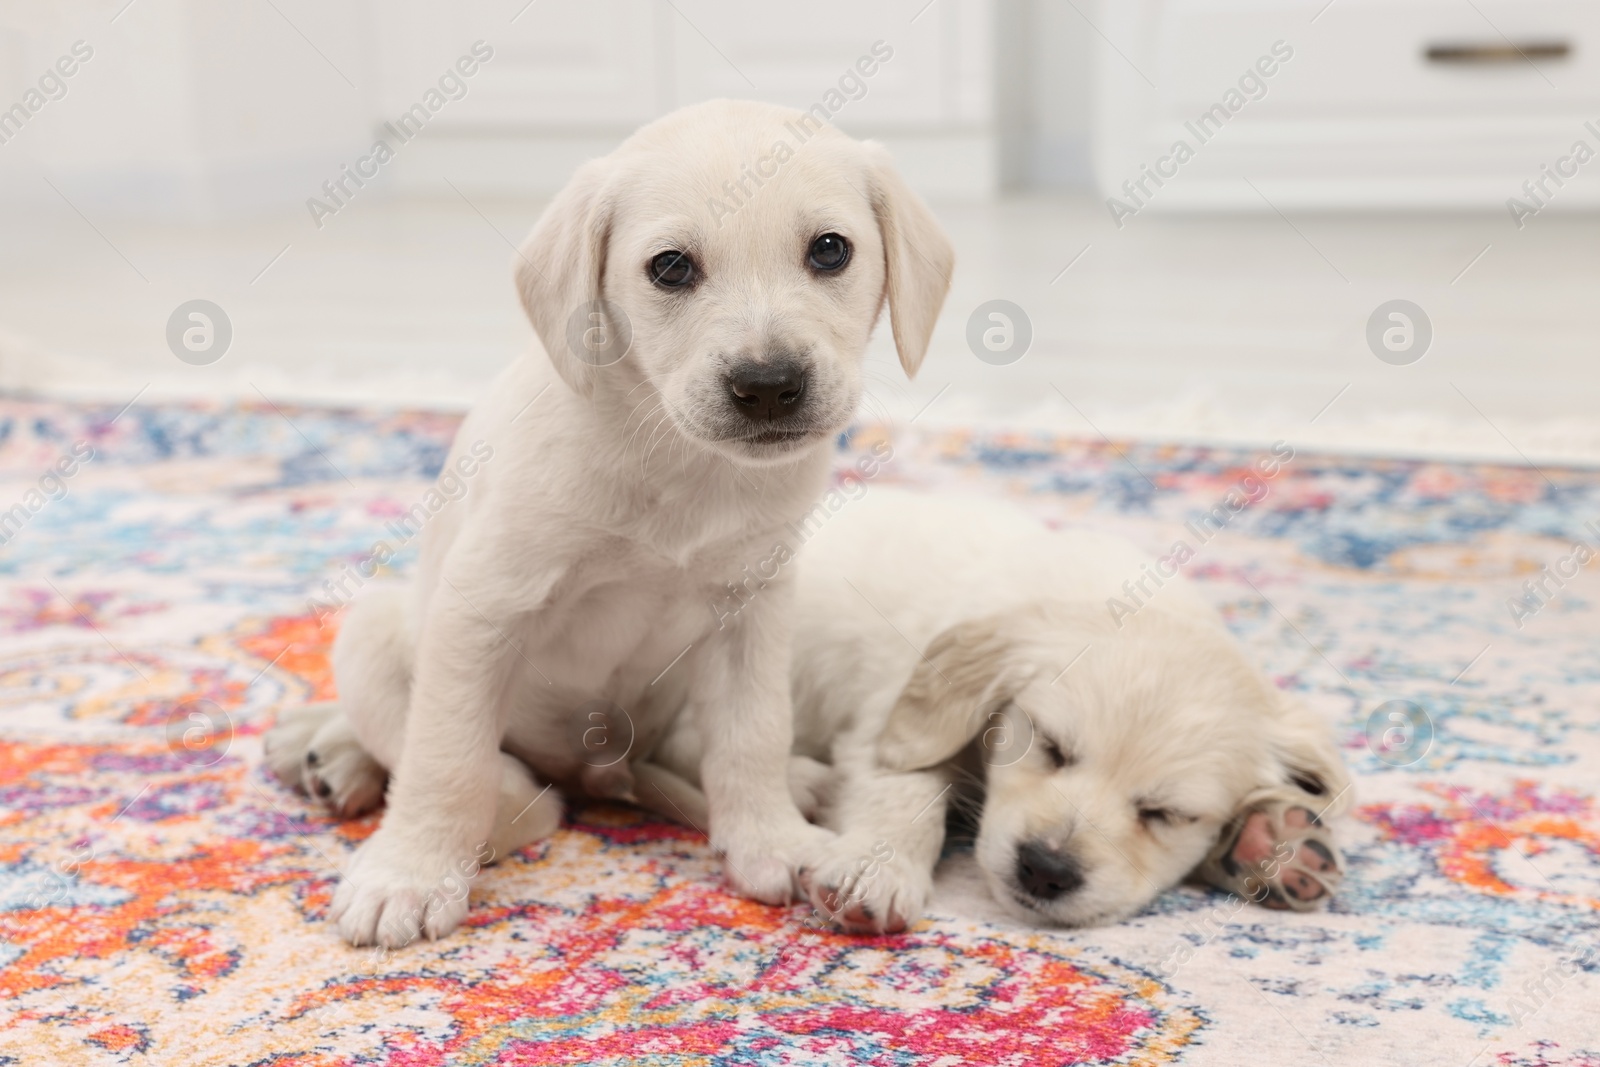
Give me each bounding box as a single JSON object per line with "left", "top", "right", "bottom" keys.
{"left": 0, "top": 0, "right": 375, "bottom": 219}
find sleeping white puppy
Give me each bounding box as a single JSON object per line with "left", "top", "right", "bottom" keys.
{"left": 638, "top": 488, "right": 1351, "bottom": 933}
{"left": 264, "top": 100, "right": 954, "bottom": 948}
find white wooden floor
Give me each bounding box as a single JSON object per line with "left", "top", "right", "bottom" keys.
{"left": 3, "top": 192, "right": 1597, "bottom": 466}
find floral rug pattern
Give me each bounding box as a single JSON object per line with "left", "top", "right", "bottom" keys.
{"left": 0, "top": 398, "right": 1596, "bottom": 1066}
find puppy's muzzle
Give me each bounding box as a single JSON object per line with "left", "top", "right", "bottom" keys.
{"left": 726, "top": 357, "right": 807, "bottom": 425}
{"left": 1015, "top": 839, "right": 1084, "bottom": 901}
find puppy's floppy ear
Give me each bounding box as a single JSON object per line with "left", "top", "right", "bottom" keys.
{"left": 514, "top": 157, "right": 614, "bottom": 397}
{"left": 876, "top": 612, "right": 1035, "bottom": 771}
{"left": 1263, "top": 694, "right": 1353, "bottom": 818}
{"left": 862, "top": 141, "right": 955, "bottom": 380}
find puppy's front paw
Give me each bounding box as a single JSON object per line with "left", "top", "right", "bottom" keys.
{"left": 717, "top": 820, "right": 836, "bottom": 906}
{"left": 1196, "top": 789, "right": 1345, "bottom": 911}
{"left": 330, "top": 829, "right": 483, "bottom": 948}
{"left": 798, "top": 834, "right": 930, "bottom": 935}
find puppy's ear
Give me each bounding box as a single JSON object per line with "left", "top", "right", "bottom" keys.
{"left": 1263, "top": 694, "right": 1353, "bottom": 818}
{"left": 862, "top": 141, "right": 955, "bottom": 380}
{"left": 876, "top": 613, "right": 1033, "bottom": 771}
{"left": 514, "top": 158, "right": 614, "bottom": 397}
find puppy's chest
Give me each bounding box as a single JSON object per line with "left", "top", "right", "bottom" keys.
{"left": 608, "top": 500, "right": 788, "bottom": 571}
{"left": 579, "top": 511, "right": 786, "bottom": 593}
{"left": 503, "top": 551, "right": 753, "bottom": 789}
{"left": 530, "top": 528, "right": 776, "bottom": 669}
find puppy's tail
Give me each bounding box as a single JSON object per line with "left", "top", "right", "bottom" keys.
{"left": 631, "top": 761, "right": 710, "bottom": 830}
{"left": 488, "top": 752, "right": 565, "bottom": 860}
{"left": 630, "top": 756, "right": 834, "bottom": 833}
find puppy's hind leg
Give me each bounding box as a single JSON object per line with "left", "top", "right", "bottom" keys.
{"left": 787, "top": 755, "right": 834, "bottom": 823}
{"left": 263, "top": 583, "right": 414, "bottom": 819}
{"left": 263, "top": 704, "right": 387, "bottom": 819}
{"left": 264, "top": 702, "right": 333, "bottom": 788}
{"left": 631, "top": 756, "right": 834, "bottom": 831}
{"left": 332, "top": 584, "right": 418, "bottom": 771}
{"left": 633, "top": 761, "right": 710, "bottom": 830}
{"left": 486, "top": 752, "right": 564, "bottom": 861}
{"left": 304, "top": 710, "right": 387, "bottom": 818}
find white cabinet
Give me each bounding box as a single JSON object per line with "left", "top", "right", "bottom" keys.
{"left": 666, "top": 0, "right": 961, "bottom": 127}
{"left": 1095, "top": 0, "right": 1600, "bottom": 209}
{"left": 378, "top": 0, "right": 995, "bottom": 197}
{"left": 374, "top": 0, "right": 661, "bottom": 129}
{"left": 0, "top": 0, "right": 995, "bottom": 218}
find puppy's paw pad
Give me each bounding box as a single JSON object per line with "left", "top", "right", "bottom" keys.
{"left": 1198, "top": 791, "right": 1345, "bottom": 911}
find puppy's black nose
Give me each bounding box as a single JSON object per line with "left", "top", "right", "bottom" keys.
{"left": 1016, "top": 840, "right": 1083, "bottom": 900}
{"left": 727, "top": 359, "right": 806, "bottom": 421}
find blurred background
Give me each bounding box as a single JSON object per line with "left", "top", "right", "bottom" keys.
{"left": 1, "top": 0, "right": 1596, "bottom": 462}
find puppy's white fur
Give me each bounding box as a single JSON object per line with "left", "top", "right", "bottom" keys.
{"left": 264, "top": 100, "right": 954, "bottom": 948}
{"left": 644, "top": 489, "right": 1351, "bottom": 932}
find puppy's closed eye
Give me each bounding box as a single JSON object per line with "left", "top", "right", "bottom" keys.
{"left": 1137, "top": 805, "right": 1197, "bottom": 827}
{"left": 1041, "top": 737, "right": 1074, "bottom": 770}
{"left": 1290, "top": 771, "right": 1327, "bottom": 796}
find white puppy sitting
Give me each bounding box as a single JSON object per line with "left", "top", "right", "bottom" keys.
{"left": 640, "top": 488, "right": 1351, "bottom": 932}
{"left": 265, "top": 100, "right": 954, "bottom": 948}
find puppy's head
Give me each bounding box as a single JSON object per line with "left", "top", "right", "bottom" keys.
{"left": 876, "top": 603, "right": 1351, "bottom": 927}
{"left": 515, "top": 99, "right": 954, "bottom": 466}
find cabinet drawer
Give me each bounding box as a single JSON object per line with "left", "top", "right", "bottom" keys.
{"left": 1156, "top": 0, "right": 1600, "bottom": 116}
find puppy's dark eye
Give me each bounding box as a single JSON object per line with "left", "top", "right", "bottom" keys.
{"left": 650, "top": 250, "right": 695, "bottom": 289}
{"left": 1042, "top": 738, "right": 1072, "bottom": 770}
{"left": 808, "top": 232, "right": 850, "bottom": 272}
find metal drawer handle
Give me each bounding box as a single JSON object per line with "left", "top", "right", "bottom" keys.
{"left": 1426, "top": 41, "right": 1571, "bottom": 63}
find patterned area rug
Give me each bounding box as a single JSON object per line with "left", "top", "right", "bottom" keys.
{"left": 1, "top": 398, "right": 1597, "bottom": 1067}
